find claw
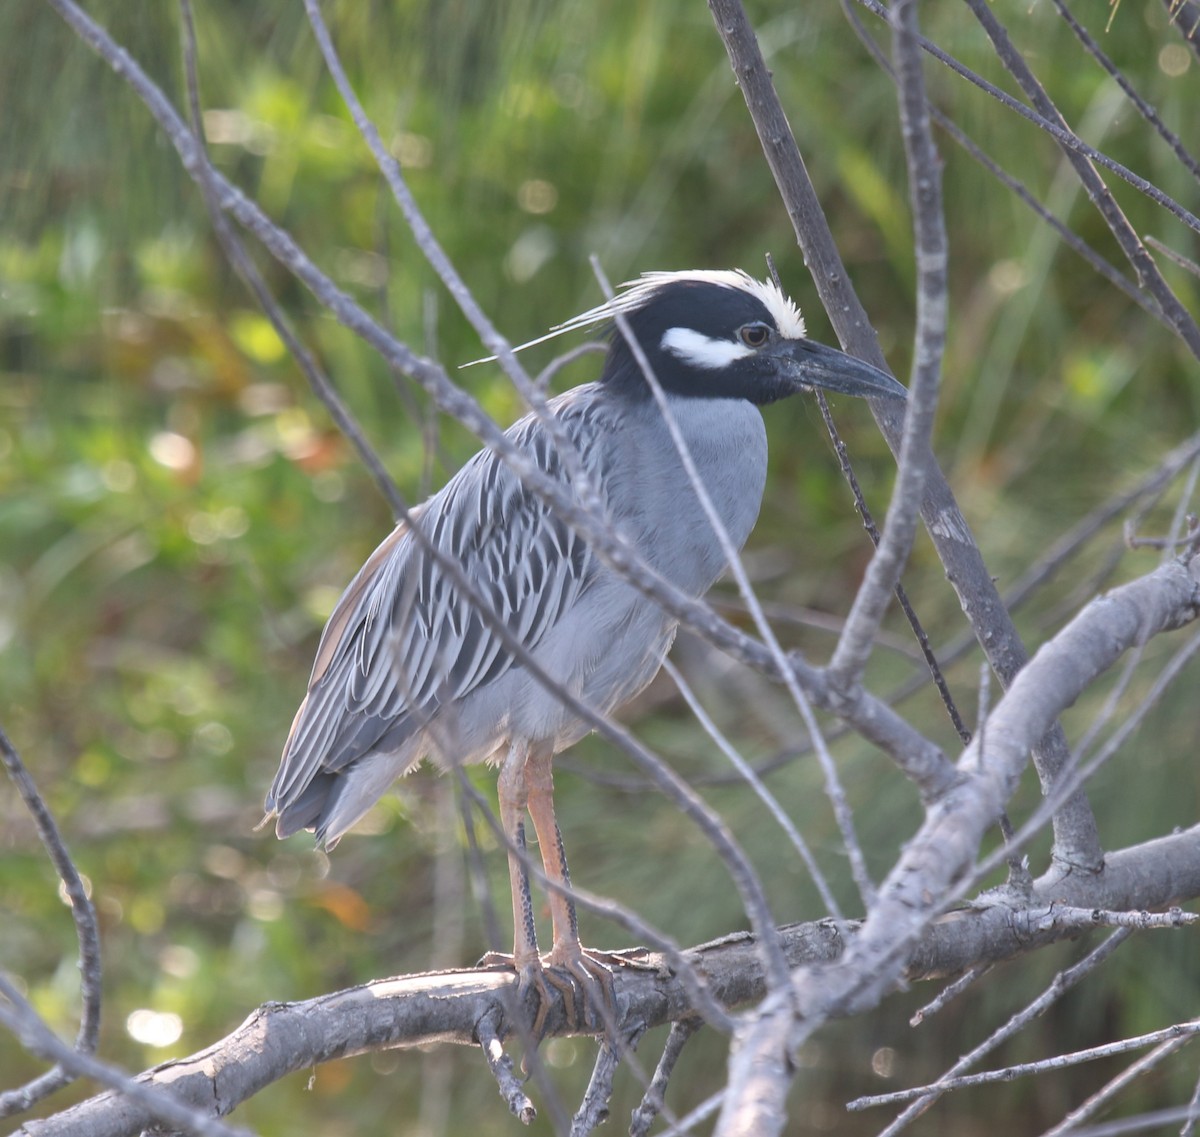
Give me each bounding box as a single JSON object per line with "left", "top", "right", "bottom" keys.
{"left": 545, "top": 945, "right": 657, "bottom": 1033}
{"left": 477, "top": 951, "right": 560, "bottom": 1038}
{"left": 478, "top": 947, "right": 653, "bottom": 1038}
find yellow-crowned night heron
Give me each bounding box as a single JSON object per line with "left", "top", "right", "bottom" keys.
{"left": 264, "top": 270, "right": 905, "bottom": 1019}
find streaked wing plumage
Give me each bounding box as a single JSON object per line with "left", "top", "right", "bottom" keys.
{"left": 267, "top": 394, "right": 602, "bottom": 817}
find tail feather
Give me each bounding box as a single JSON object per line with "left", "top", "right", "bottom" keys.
{"left": 271, "top": 771, "right": 343, "bottom": 846}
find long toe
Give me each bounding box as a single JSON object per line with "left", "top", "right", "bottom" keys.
{"left": 544, "top": 945, "right": 656, "bottom": 1034}
{"left": 478, "top": 946, "right": 654, "bottom": 1038}
{"left": 476, "top": 951, "right": 557, "bottom": 1039}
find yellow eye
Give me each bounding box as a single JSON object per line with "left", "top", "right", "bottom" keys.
{"left": 739, "top": 322, "right": 770, "bottom": 348}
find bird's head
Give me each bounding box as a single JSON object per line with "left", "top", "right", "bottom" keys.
{"left": 555, "top": 270, "right": 907, "bottom": 406}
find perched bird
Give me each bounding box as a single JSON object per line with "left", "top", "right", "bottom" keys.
{"left": 265, "top": 269, "right": 905, "bottom": 1022}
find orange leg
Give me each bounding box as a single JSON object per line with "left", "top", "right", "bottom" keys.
{"left": 491, "top": 744, "right": 649, "bottom": 1035}
{"left": 496, "top": 741, "right": 539, "bottom": 968}
{"left": 525, "top": 750, "right": 583, "bottom": 965}
{"left": 492, "top": 741, "right": 566, "bottom": 1036}
{"left": 526, "top": 749, "right": 633, "bottom": 1032}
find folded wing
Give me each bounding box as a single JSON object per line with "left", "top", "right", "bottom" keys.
{"left": 266, "top": 408, "right": 598, "bottom": 830}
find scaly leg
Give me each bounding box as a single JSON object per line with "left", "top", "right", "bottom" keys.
{"left": 485, "top": 741, "right": 555, "bottom": 1027}
{"left": 526, "top": 750, "right": 638, "bottom": 1031}
{"left": 525, "top": 751, "right": 582, "bottom": 964}
{"left": 496, "top": 741, "right": 538, "bottom": 967}
{"left": 483, "top": 744, "right": 649, "bottom": 1036}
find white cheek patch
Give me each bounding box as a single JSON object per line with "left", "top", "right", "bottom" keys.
{"left": 660, "top": 326, "right": 755, "bottom": 371}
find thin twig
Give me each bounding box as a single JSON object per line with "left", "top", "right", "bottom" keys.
{"left": 302, "top": 0, "right": 599, "bottom": 507}
{"left": 828, "top": 0, "right": 946, "bottom": 691}
{"left": 662, "top": 658, "right": 844, "bottom": 920}
{"left": 1004, "top": 431, "right": 1200, "bottom": 613}
{"left": 630, "top": 1018, "right": 703, "bottom": 1137}
{"left": 837, "top": 0, "right": 1160, "bottom": 321}
{"left": 1040, "top": 1031, "right": 1196, "bottom": 1137}
{"left": 476, "top": 1009, "right": 536, "bottom": 1125}
{"left": 855, "top": 1018, "right": 1200, "bottom": 1111}
{"left": 1050, "top": 0, "right": 1200, "bottom": 185}
{"left": 176, "top": 0, "right": 406, "bottom": 519}
{"left": 534, "top": 341, "right": 607, "bottom": 393}
{"left": 0, "top": 975, "right": 251, "bottom": 1137}
{"left": 1181, "top": 1063, "right": 1200, "bottom": 1137}
{"left": 1145, "top": 235, "right": 1200, "bottom": 281}
{"left": 852, "top": 0, "right": 1200, "bottom": 247}
{"left": 962, "top": 0, "right": 1200, "bottom": 361}
{"left": 966, "top": 624, "right": 1200, "bottom": 902}
{"left": 0, "top": 725, "right": 102, "bottom": 1117}
{"left": 909, "top": 965, "right": 992, "bottom": 1027}
{"left": 659, "top": 1089, "right": 726, "bottom": 1136}
{"left": 872, "top": 929, "right": 1135, "bottom": 1133}
{"left": 812, "top": 389, "right": 969, "bottom": 744}
{"left": 707, "top": 0, "right": 1104, "bottom": 872}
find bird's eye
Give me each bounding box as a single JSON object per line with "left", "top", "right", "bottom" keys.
{"left": 738, "top": 322, "right": 771, "bottom": 348}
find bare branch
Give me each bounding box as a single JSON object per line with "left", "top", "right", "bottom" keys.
{"left": 1050, "top": 0, "right": 1200, "bottom": 185}
{"left": 0, "top": 726, "right": 101, "bottom": 1116}
{"left": 1, "top": 976, "right": 251, "bottom": 1137}
{"left": 837, "top": 0, "right": 1161, "bottom": 321}
{"left": 476, "top": 1010, "right": 536, "bottom": 1126}
{"left": 706, "top": 0, "right": 1104, "bottom": 872}
{"left": 572, "top": 1031, "right": 632, "bottom": 1137}
{"left": 963, "top": 0, "right": 1200, "bottom": 361}
{"left": 718, "top": 555, "right": 1200, "bottom": 1136}
{"left": 629, "top": 1018, "right": 702, "bottom": 1137}
{"left": 853, "top": 0, "right": 1200, "bottom": 248}
{"left": 16, "top": 821, "right": 1200, "bottom": 1137}
{"left": 1004, "top": 432, "right": 1200, "bottom": 613}
{"left": 175, "top": 0, "right": 406, "bottom": 520}
{"left": 662, "top": 658, "right": 845, "bottom": 921}
{"left": 829, "top": 0, "right": 945, "bottom": 687}
{"left": 813, "top": 391, "right": 971, "bottom": 743}
{"left": 908, "top": 965, "right": 992, "bottom": 1028}
{"left": 880, "top": 929, "right": 1135, "bottom": 1134}
{"left": 1146, "top": 235, "right": 1200, "bottom": 281}
{"left": 854, "top": 1018, "right": 1200, "bottom": 1111}
{"left": 1040, "top": 1032, "right": 1196, "bottom": 1137}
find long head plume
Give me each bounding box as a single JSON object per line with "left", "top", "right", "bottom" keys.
{"left": 461, "top": 270, "right": 807, "bottom": 368}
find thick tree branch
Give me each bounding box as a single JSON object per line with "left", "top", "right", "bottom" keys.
{"left": 17, "top": 823, "right": 1200, "bottom": 1137}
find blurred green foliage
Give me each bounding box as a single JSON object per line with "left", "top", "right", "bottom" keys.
{"left": 2, "top": 1, "right": 1199, "bottom": 1133}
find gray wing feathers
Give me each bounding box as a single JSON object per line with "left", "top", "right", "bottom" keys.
{"left": 267, "top": 395, "right": 605, "bottom": 819}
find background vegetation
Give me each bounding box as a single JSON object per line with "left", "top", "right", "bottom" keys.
{"left": 2, "top": 1, "right": 1198, "bottom": 1133}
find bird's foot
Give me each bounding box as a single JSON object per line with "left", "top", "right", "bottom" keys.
{"left": 478, "top": 950, "right": 559, "bottom": 1038}
{"left": 541, "top": 944, "right": 657, "bottom": 1034}
{"left": 477, "top": 946, "right": 655, "bottom": 1038}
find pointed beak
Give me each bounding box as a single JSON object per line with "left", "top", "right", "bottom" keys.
{"left": 770, "top": 338, "right": 907, "bottom": 400}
